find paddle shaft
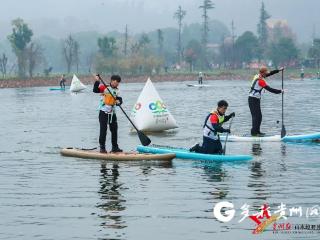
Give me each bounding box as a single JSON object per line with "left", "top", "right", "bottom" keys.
{"left": 223, "top": 116, "right": 234, "bottom": 155}
{"left": 281, "top": 70, "right": 286, "bottom": 138}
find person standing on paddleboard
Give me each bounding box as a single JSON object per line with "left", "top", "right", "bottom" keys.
{"left": 59, "top": 74, "right": 66, "bottom": 89}
{"left": 93, "top": 74, "right": 123, "bottom": 153}
{"left": 190, "top": 100, "right": 235, "bottom": 154}
{"left": 198, "top": 72, "right": 203, "bottom": 84}
{"left": 249, "top": 66, "right": 284, "bottom": 137}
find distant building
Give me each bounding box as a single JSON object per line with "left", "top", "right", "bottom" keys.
{"left": 267, "top": 19, "right": 296, "bottom": 42}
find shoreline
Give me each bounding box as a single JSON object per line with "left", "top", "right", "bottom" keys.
{"left": 0, "top": 72, "right": 309, "bottom": 89}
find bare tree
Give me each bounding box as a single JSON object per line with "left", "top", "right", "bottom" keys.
{"left": 26, "top": 42, "right": 43, "bottom": 78}
{"left": 123, "top": 24, "right": 129, "bottom": 57}
{"left": 74, "top": 41, "right": 80, "bottom": 73}
{"left": 199, "top": 0, "right": 215, "bottom": 68}
{"left": 62, "top": 35, "right": 79, "bottom": 73}
{"left": 157, "top": 29, "right": 164, "bottom": 57}
{"left": 174, "top": 6, "right": 186, "bottom": 64}
{"left": 0, "top": 53, "right": 8, "bottom": 77}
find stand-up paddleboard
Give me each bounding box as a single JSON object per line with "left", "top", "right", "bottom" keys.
{"left": 61, "top": 148, "right": 175, "bottom": 161}
{"left": 70, "top": 74, "right": 86, "bottom": 92}
{"left": 219, "top": 132, "right": 320, "bottom": 142}
{"left": 137, "top": 145, "right": 252, "bottom": 162}
{"left": 186, "top": 84, "right": 211, "bottom": 87}
{"left": 49, "top": 87, "right": 68, "bottom": 91}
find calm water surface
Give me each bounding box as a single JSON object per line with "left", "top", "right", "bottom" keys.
{"left": 0, "top": 78, "right": 319, "bottom": 240}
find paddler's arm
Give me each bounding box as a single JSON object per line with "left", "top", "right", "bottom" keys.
{"left": 259, "top": 79, "right": 282, "bottom": 94}
{"left": 264, "top": 85, "right": 282, "bottom": 94}
{"left": 224, "top": 112, "right": 235, "bottom": 122}
{"left": 210, "top": 114, "right": 231, "bottom": 133}
{"left": 211, "top": 123, "right": 230, "bottom": 133}
{"left": 116, "top": 96, "right": 123, "bottom": 106}
{"left": 265, "top": 67, "right": 284, "bottom": 78}
{"left": 93, "top": 81, "right": 100, "bottom": 93}
{"left": 93, "top": 81, "right": 106, "bottom": 94}
{"left": 265, "top": 70, "right": 280, "bottom": 77}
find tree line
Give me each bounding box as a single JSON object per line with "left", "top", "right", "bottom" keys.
{"left": 1, "top": 1, "right": 320, "bottom": 79}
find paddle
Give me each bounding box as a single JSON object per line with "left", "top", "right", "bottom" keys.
{"left": 97, "top": 76, "right": 151, "bottom": 146}
{"left": 222, "top": 116, "right": 234, "bottom": 155}
{"left": 281, "top": 69, "right": 286, "bottom": 138}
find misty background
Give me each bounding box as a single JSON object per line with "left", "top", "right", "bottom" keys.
{"left": 0, "top": 0, "right": 319, "bottom": 77}
{"left": 0, "top": 0, "right": 318, "bottom": 41}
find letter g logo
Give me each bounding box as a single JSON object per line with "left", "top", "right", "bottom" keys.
{"left": 213, "top": 201, "right": 235, "bottom": 223}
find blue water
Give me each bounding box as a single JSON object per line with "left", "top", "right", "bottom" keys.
{"left": 0, "top": 79, "right": 319, "bottom": 240}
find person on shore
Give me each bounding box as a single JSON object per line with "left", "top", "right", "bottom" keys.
{"left": 190, "top": 100, "right": 235, "bottom": 154}
{"left": 249, "top": 66, "right": 284, "bottom": 137}
{"left": 198, "top": 72, "right": 203, "bottom": 84}
{"left": 93, "top": 74, "right": 123, "bottom": 153}
{"left": 59, "top": 74, "right": 66, "bottom": 89}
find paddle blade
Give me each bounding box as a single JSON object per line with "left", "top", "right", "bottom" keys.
{"left": 281, "top": 125, "right": 287, "bottom": 138}
{"left": 138, "top": 131, "right": 151, "bottom": 146}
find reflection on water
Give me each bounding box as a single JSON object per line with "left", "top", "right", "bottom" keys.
{"left": 97, "top": 163, "right": 126, "bottom": 230}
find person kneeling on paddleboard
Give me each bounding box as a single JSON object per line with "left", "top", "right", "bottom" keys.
{"left": 190, "top": 100, "right": 235, "bottom": 154}
{"left": 93, "top": 74, "right": 123, "bottom": 153}
{"left": 249, "top": 66, "right": 284, "bottom": 137}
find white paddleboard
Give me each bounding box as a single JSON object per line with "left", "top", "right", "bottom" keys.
{"left": 186, "top": 84, "right": 211, "bottom": 87}
{"left": 220, "top": 132, "right": 320, "bottom": 142}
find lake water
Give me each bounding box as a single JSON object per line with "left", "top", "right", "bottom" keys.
{"left": 0, "top": 78, "right": 319, "bottom": 240}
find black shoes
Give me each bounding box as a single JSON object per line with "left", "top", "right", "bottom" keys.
{"left": 251, "top": 132, "right": 266, "bottom": 137}
{"left": 111, "top": 147, "right": 123, "bottom": 153}
{"left": 189, "top": 144, "right": 200, "bottom": 152}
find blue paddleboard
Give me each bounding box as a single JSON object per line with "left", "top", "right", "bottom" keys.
{"left": 137, "top": 145, "right": 252, "bottom": 162}
{"left": 49, "top": 87, "right": 68, "bottom": 91}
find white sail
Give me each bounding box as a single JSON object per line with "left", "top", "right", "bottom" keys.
{"left": 70, "top": 74, "right": 86, "bottom": 92}
{"left": 131, "top": 78, "right": 178, "bottom": 131}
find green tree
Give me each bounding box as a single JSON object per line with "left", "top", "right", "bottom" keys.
{"left": 185, "top": 40, "right": 202, "bottom": 72}
{"left": 268, "top": 37, "right": 299, "bottom": 66}
{"left": 97, "top": 36, "right": 118, "bottom": 74}
{"left": 7, "top": 18, "right": 33, "bottom": 77}
{"left": 97, "top": 36, "right": 117, "bottom": 58}
{"left": 0, "top": 53, "right": 8, "bottom": 77}
{"left": 174, "top": 5, "right": 186, "bottom": 64}
{"left": 257, "top": 2, "right": 271, "bottom": 60}
{"left": 308, "top": 38, "right": 320, "bottom": 69}
{"left": 199, "top": 0, "right": 215, "bottom": 68}
{"left": 157, "top": 29, "right": 164, "bottom": 57}
{"left": 123, "top": 25, "right": 129, "bottom": 57}
{"left": 235, "top": 31, "right": 259, "bottom": 64}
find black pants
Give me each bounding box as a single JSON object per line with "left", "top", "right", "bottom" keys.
{"left": 195, "top": 136, "right": 222, "bottom": 155}
{"left": 198, "top": 77, "right": 203, "bottom": 84}
{"left": 60, "top": 80, "right": 65, "bottom": 88}
{"left": 99, "top": 111, "right": 118, "bottom": 150}
{"left": 248, "top": 97, "right": 262, "bottom": 135}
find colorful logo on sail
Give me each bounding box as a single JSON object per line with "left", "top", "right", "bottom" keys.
{"left": 149, "top": 100, "right": 167, "bottom": 114}
{"left": 132, "top": 102, "right": 142, "bottom": 114}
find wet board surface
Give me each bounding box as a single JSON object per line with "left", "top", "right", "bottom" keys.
{"left": 61, "top": 148, "right": 176, "bottom": 161}
{"left": 137, "top": 145, "right": 252, "bottom": 162}
{"left": 219, "top": 132, "right": 320, "bottom": 142}
{"left": 186, "top": 84, "right": 211, "bottom": 87}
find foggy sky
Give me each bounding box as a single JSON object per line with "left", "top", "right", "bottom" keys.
{"left": 0, "top": 0, "right": 319, "bottom": 42}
